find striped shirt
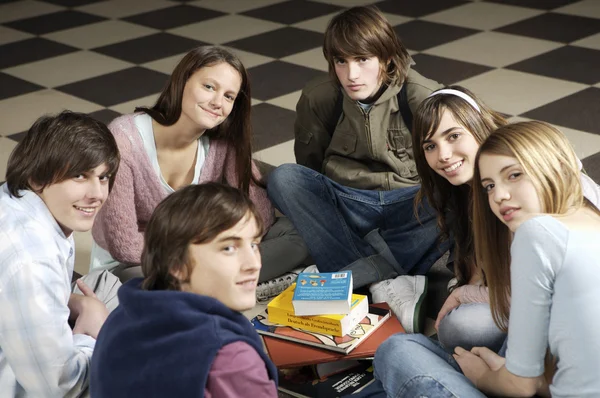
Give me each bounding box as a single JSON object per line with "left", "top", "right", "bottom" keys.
{"left": 0, "top": 184, "right": 94, "bottom": 397}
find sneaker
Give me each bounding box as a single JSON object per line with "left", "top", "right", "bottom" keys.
{"left": 447, "top": 277, "right": 458, "bottom": 292}
{"left": 256, "top": 265, "right": 319, "bottom": 303}
{"left": 369, "top": 275, "right": 428, "bottom": 334}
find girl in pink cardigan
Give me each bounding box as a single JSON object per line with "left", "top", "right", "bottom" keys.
{"left": 91, "top": 46, "right": 309, "bottom": 284}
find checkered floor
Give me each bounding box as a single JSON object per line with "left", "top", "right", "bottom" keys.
{"left": 2, "top": 0, "right": 600, "bottom": 276}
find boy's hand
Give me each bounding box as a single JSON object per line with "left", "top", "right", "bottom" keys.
{"left": 70, "top": 280, "right": 109, "bottom": 339}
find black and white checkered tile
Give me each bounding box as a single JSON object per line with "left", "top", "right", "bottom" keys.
{"left": 1, "top": 0, "right": 599, "bottom": 278}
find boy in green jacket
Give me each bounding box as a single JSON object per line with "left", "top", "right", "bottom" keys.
{"left": 267, "top": 5, "right": 450, "bottom": 334}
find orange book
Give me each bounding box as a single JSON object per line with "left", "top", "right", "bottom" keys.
{"left": 261, "top": 303, "right": 404, "bottom": 368}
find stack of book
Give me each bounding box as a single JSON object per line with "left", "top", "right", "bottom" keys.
{"left": 250, "top": 271, "right": 404, "bottom": 397}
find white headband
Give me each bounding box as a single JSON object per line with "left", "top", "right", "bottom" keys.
{"left": 427, "top": 89, "right": 481, "bottom": 113}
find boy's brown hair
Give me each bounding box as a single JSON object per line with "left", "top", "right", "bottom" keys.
{"left": 141, "top": 182, "right": 265, "bottom": 292}
{"left": 323, "top": 6, "right": 411, "bottom": 86}
{"left": 6, "top": 111, "right": 120, "bottom": 197}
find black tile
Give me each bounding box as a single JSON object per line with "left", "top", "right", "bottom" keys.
{"left": 88, "top": 109, "right": 122, "bottom": 126}
{"left": 55, "top": 67, "right": 169, "bottom": 107}
{"left": 124, "top": 5, "right": 225, "bottom": 30}
{"left": 5, "top": 10, "right": 106, "bottom": 35}
{"left": 377, "top": 0, "right": 469, "bottom": 17}
{"left": 506, "top": 46, "right": 600, "bottom": 85}
{"left": 242, "top": 0, "right": 342, "bottom": 25}
{"left": 394, "top": 20, "right": 480, "bottom": 51}
{"left": 582, "top": 152, "right": 600, "bottom": 185}
{"left": 522, "top": 88, "right": 600, "bottom": 134}
{"left": 412, "top": 54, "right": 493, "bottom": 86}
{"left": 92, "top": 33, "right": 207, "bottom": 64}
{"left": 495, "top": 12, "right": 600, "bottom": 43}
{"left": 225, "top": 27, "right": 323, "bottom": 59}
{"left": 0, "top": 0, "right": 19, "bottom": 3}
{"left": 0, "top": 38, "right": 78, "bottom": 69}
{"left": 248, "top": 61, "right": 325, "bottom": 101}
{"left": 6, "top": 131, "right": 27, "bottom": 143}
{"left": 0, "top": 73, "right": 44, "bottom": 100}
{"left": 251, "top": 103, "right": 296, "bottom": 151}
{"left": 484, "top": 0, "right": 582, "bottom": 10}
{"left": 43, "top": 0, "right": 105, "bottom": 6}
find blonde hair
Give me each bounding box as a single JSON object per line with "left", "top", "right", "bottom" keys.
{"left": 472, "top": 121, "right": 587, "bottom": 330}
{"left": 412, "top": 86, "right": 507, "bottom": 287}
{"left": 323, "top": 6, "right": 411, "bottom": 86}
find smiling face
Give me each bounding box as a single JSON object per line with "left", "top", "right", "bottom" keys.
{"left": 423, "top": 109, "right": 481, "bottom": 186}
{"left": 334, "top": 56, "right": 383, "bottom": 101}
{"left": 37, "top": 163, "right": 111, "bottom": 237}
{"left": 180, "top": 61, "right": 242, "bottom": 131}
{"left": 479, "top": 153, "right": 542, "bottom": 232}
{"left": 181, "top": 213, "right": 262, "bottom": 312}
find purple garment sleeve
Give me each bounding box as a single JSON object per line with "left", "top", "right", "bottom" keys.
{"left": 205, "top": 341, "right": 277, "bottom": 398}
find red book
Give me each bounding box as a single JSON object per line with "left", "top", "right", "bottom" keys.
{"left": 262, "top": 303, "right": 404, "bottom": 368}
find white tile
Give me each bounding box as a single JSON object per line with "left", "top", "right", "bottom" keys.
{"left": 74, "top": 231, "right": 93, "bottom": 275}
{"left": 281, "top": 47, "right": 328, "bottom": 72}
{"left": 169, "top": 15, "right": 284, "bottom": 44}
{"left": 221, "top": 47, "right": 275, "bottom": 69}
{"left": 109, "top": 94, "right": 161, "bottom": 115}
{"left": 555, "top": 0, "right": 600, "bottom": 19}
{"left": 43, "top": 20, "right": 158, "bottom": 50}
{"left": 0, "top": 90, "right": 103, "bottom": 136}
{"left": 572, "top": 32, "right": 600, "bottom": 51}
{"left": 422, "top": 2, "right": 542, "bottom": 30}
{"left": 424, "top": 31, "right": 563, "bottom": 68}
{"left": 266, "top": 90, "right": 302, "bottom": 112}
{"left": 0, "top": 136, "right": 18, "bottom": 181}
{"left": 0, "top": 26, "right": 33, "bottom": 46}
{"left": 508, "top": 116, "right": 600, "bottom": 160}
{"left": 253, "top": 139, "right": 295, "bottom": 167}
{"left": 457, "top": 69, "right": 587, "bottom": 115}
{"left": 76, "top": 0, "right": 173, "bottom": 18}
{"left": 251, "top": 98, "right": 264, "bottom": 106}
{"left": 142, "top": 53, "right": 187, "bottom": 75}
{"left": 188, "top": 0, "right": 287, "bottom": 14}
{"left": 3, "top": 51, "right": 133, "bottom": 88}
{"left": 292, "top": 12, "right": 339, "bottom": 34}
{"left": 0, "top": 0, "right": 64, "bottom": 23}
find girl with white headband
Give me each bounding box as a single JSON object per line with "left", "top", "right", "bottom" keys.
{"left": 363, "top": 86, "right": 600, "bottom": 397}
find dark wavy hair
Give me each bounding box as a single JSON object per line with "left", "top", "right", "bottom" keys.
{"left": 6, "top": 111, "right": 119, "bottom": 197}
{"left": 136, "top": 46, "right": 261, "bottom": 194}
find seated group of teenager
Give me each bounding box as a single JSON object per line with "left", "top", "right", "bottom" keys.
{"left": 1, "top": 5, "right": 599, "bottom": 398}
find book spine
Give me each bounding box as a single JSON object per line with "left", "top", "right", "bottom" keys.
{"left": 268, "top": 307, "right": 344, "bottom": 336}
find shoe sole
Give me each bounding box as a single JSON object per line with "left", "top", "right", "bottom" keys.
{"left": 412, "top": 276, "right": 428, "bottom": 334}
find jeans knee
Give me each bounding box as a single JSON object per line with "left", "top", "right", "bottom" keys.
{"left": 375, "top": 333, "right": 429, "bottom": 368}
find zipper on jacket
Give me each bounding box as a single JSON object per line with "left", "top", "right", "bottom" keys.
{"left": 361, "top": 107, "right": 373, "bottom": 158}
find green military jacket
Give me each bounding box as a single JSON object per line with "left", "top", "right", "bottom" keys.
{"left": 294, "top": 68, "right": 442, "bottom": 190}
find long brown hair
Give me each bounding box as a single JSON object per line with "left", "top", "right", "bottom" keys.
{"left": 136, "top": 46, "right": 261, "bottom": 194}
{"left": 412, "top": 86, "right": 507, "bottom": 286}
{"left": 141, "top": 182, "right": 265, "bottom": 292}
{"left": 6, "top": 111, "right": 120, "bottom": 197}
{"left": 472, "top": 121, "right": 590, "bottom": 331}
{"left": 323, "top": 5, "right": 411, "bottom": 86}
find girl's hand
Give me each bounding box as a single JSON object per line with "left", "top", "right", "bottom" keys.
{"left": 435, "top": 288, "right": 462, "bottom": 330}
{"left": 454, "top": 346, "right": 491, "bottom": 386}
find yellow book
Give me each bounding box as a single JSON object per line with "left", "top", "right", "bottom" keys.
{"left": 267, "top": 284, "right": 368, "bottom": 337}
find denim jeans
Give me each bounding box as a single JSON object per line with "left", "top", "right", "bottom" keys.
{"left": 267, "top": 164, "right": 451, "bottom": 288}
{"left": 438, "top": 303, "right": 507, "bottom": 353}
{"left": 374, "top": 333, "right": 487, "bottom": 398}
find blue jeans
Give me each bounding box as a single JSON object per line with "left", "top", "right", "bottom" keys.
{"left": 374, "top": 333, "right": 487, "bottom": 397}
{"left": 267, "top": 164, "right": 450, "bottom": 288}
{"left": 438, "top": 303, "right": 507, "bottom": 353}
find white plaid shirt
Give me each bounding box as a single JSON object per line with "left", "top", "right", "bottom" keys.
{"left": 0, "top": 184, "right": 94, "bottom": 397}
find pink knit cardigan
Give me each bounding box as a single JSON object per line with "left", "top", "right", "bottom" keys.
{"left": 92, "top": 114, "right": 275, "bottom": 265}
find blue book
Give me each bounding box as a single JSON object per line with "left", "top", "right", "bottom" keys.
{"left": 292, "top": 271, "right": 353, "bottom": 316}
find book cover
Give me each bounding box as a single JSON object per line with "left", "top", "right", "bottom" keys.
{"left": 251, "top": 305, "right": 391, "bottom": 355}
{"left": 292, "top": 271, "right": 353, "bottom": 316}
{"left": 268, "top": 284, "right": 368, "bottom": 337}
{"left": 277, "top": 360, "right": 375, "bottom": 398}
{"left": 261, "top": 303, "right": 405, "bottom": 368}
